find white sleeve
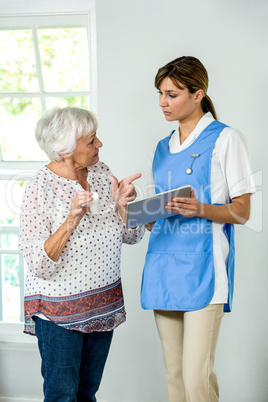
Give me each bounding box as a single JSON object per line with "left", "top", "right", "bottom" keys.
{"left": 122, "top": 224, "right": 145, "bottom": 244}
{"left": 19, "top": 182, "right": 61, "bottom": 279}
{"left": 217, "top": 128, "right": 256, "bottom": 199}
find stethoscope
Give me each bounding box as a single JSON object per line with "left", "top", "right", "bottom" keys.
{"left": 185, "top": 154, "right": 200, "bottom": 175}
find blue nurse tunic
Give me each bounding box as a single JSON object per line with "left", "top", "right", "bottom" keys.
{"left": 141, "top": 121, "right": 234, "bottom": 313}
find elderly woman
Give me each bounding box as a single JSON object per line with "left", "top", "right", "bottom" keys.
{"left": 19, "top": 106, "right": 144, "bottom": 401}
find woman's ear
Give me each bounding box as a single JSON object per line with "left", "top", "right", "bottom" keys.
{"left": 59, "top": 152, "right": 71, "bottom": 159}
{"left": 194, "top": 89, "right": 205, "bottom": 103}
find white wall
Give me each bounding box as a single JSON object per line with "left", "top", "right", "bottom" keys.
{"left": 0, "top": 0, "right": 267, "bottom": 401}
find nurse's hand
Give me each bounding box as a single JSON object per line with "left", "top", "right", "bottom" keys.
{"left": 165, "top": 189, "right": 200, "bottom": 218}
{"left": 166, "top": 190, "right": 251, "bottom": 224}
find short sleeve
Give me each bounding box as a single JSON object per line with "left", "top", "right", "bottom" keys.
{"left": 217, "top": 128, "right": 256, "bottom": 199}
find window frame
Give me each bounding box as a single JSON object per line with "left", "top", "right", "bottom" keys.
{"left": 0, "top": 1, "right": 97, "bottom": 344}
{"left": 0, "top": 11, "right": 97, "bottom": 169}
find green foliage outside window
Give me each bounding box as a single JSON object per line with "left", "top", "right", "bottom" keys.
{"left": 0, "top": 27, "right": 90, "bottom": 161}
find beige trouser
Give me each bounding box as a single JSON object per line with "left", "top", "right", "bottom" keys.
{"left": 154, "top": 304, "right": 224, "bottom": 402}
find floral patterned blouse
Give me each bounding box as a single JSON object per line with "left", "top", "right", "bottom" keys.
{"left": 19, "top": 161, "right": 144, "bottom": 335}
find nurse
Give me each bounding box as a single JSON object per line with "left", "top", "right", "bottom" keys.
{"left": 141, "top": 56, "right": 255, "bottom": 402}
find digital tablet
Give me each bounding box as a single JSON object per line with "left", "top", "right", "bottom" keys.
{"left": 126, "top": 185, "right": 191, "bottom": 228}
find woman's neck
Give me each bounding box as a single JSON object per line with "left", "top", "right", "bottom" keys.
{"left": 179, "top": 109, "right": 205, "bottom": 144}
{"left": 47, "top": 160, "right": 89, "bottom": 190}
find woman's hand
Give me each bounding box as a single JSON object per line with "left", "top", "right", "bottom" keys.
{"left": 45, "top": 190, "right": 93, "bottom": 262}
{"left": 165, "top": 189, "right": 251, "bottom": 224}
{"left": 165, "top": 189, "right": 199, "bottom": 218}
{"left": 66, "top": 191, "right": 93, "bottom": 232}
{"left": 111, "top": 173, "right": 142, "bottom": 222}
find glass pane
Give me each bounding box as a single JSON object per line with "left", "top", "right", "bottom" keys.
{"left": 0, "top": 97, "right": 47, "bottom": 161}
{"left": 0, "top": 180, "right": 28, "bottom": 226}
{"left": 0, "top": 234, "right": 19, "bottom": 250}
{"left": 37, "top": 27, "right": 89, "bottom": 92}
{"left": 0, "top": 30, "right": 39, "bottom": 92}
{"left": 46, "top": 96, "right": 90, "bottom": 109}
{"left": 2, "top": 254, "right": 21, "bottom": 322}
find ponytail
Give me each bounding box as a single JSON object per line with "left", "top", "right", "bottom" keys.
{"left": 201, "top": 95, "right": 218, "bottom": 120}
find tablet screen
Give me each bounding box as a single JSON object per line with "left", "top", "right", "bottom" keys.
{"left": 126, "top": 185, "right": 191, "bottom": 228}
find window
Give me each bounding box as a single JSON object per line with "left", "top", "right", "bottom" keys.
{"left": 0, "top": 11, "right": 96, "bottom": 335}
{"left": 0, "top": 14, "right": 95, "bottom": 167}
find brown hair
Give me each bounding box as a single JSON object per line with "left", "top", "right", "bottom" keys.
{"left": 155, "top": 56, "right": 218, "bottom": 120}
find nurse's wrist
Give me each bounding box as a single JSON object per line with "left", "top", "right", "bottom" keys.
{"left": 196, "top": 202, "right": 206, "bottom": 218}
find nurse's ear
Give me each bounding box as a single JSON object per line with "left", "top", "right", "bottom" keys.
{"left": 194, "top": 89, "right": 205, "bottom": 103}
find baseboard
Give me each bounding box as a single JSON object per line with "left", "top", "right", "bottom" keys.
{"left": 0, "top": 398, "right": 42, "bottom": 402}
{"left": 0, "top": 398, "right": 107, "bottom": 402}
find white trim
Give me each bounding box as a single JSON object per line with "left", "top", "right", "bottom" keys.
{"left": 0, "top": 398, "right": 106, "bottom": 402}
{"left": 0, "top": 92, "right": 90, "bottom": 98}
{"left": 31, "top": 25, "right": 46, "bottom": 112}
{"left": 0, "top": 13, "right": 89, "bottom": 26}
{"left": 0, "top": 0, "right": 96, "bottom": 15}
{"left": 0, "top": 323, "right": 37, "bottom": 345}
{"left": 0, "top": 250, "right": 21, "bottom": 254}
{"left": 0, "top": 170, "right": 38, "bottom": 179}
{"left": 0, "top": 162, "right": 46, "bottom": 170}
{"left": 0, "top": 398, "right": 41, "bottom": 402}
{"left": 88, "top": 9, "right": 97, "bottom": 112}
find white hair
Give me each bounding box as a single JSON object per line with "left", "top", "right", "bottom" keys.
{"left": 35, "top": 107, "right": 98, "bottom": 162}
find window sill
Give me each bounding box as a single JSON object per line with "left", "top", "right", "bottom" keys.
{"left": 0, "top": 323, "right": 37, "bottom": 349}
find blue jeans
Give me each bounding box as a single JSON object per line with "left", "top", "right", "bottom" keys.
{"left": 34, "top": 317, "right": 113, "bottom": 402}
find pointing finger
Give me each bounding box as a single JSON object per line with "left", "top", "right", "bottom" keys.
{"left": 121, "top": 173, "right": 142, "bottom": 185}
{"left": 111, "top": 175, "right": 119, "bottom": 191}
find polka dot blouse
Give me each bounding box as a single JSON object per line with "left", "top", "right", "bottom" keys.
{"left": 19, "top": 162, "right": 144, "bottom": 335}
